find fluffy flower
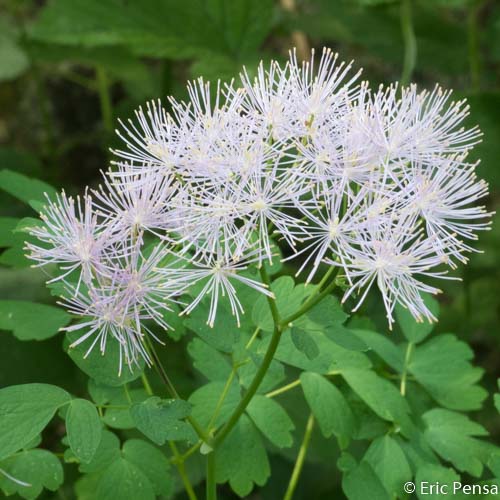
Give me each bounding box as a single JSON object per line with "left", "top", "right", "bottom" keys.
{"left": 26, "top": 48, "right": 492, "bottom": 371}
{"left": 336, "top": 216, "right": 456, "bottom": 327}
{"left": 165, "top": 245, "right": 274, "bottom": 327}
{"left": 26, "top": 192, "right": 114, "bottom": 285}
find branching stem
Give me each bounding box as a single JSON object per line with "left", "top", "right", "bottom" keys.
{"left": 283, "top": 414, "right": 315, "bottom": 500}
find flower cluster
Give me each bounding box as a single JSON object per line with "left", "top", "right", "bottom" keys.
{"left": 26, "top": 48, "right": 492, "bottom": 371}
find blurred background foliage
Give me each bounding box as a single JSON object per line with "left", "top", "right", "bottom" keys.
{"left": 0, "top": 0, "right": 499, "bottom": 498}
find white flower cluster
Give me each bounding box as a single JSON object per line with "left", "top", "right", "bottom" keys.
{"left": 26, "top": 48, "right": 491, "bottom": 371}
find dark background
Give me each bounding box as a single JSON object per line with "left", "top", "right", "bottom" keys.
{"left": 0, "top": 0, "right": 499, "bottom": 498}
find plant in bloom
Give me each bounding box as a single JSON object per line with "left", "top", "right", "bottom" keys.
{"left": 25, "top": 48, "right": 492, "bottom": 371}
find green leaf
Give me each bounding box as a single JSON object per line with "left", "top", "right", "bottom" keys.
{"left": 246, "top": 395, "right": 295, "bottom": 448}
{"left": 122, "top": 440, "right": 172, "bottom": 498}
{"left": 189, "top": 380, "right": 241, "bottom": 428}
{"left": 290, "top": 327, "right": 320, "bottom": 360}
{"left": 27, "top": 43, "right": 159, "bottom": 101}
{"left": 237, "top": 349, "right": 286, "bottom": 394}
{"left": 0, "top": 228, "right": 39, "bottom": 268}
{"left": 130, "top": 396, "right": 196, "bottom": 444}
{"left": 341, "top": 369, "right": 411, "bottom": 431}
{"left": 363, "top": 435, "right": 412, "bottom": 497}
{"left": 102, "top": 389, "right": 148, "bottom": 429}
{"left": 397, "top": 432, "right": 439, "bottom": 471}
{"left": 342, "top": 460, "right": 391, "bottom": 500}
{"left": 351, "top": 329, "right": 404, "bottom": 372}
{"left": 0, "top": 170, "right": 56, "bottom": 209}
{"left": 30, "top": 0, "right": 274, "bottom": 76}
{"left": 306, "top": 294, "right": 349, "bottom": 326}
{"left": 90, "top": 440, "right": 173, "bottom": 500}
{"left": 321, "top": 324, "right": 368, "bottom": 352}
{"left": 87, "top": 380, "right": 123, "bottom": 406}
{"left": 0, "top": 384, "right": 70, "bottom": 460}
{"left": 0, "top": 217, "right": 20, "bottom": 247}
{"left": 184, "top": 304, "right": 239, "bottom": 353}
{"left": 0, "top": 18, "right": 30, "bottom": 82}
{"left": 75, "top": 474, "right": 101, "bottom": 500}
{"left": 187, "top": 338, "right": 232, "bottom": 380}
{"left": 252, "top": 276, "right": 313, "bottom": 332}
{"left": 96, "top": 456, "right": 155, "bottom": 500}
{"left": 276, "top": 328, "right": 372, "bottom": 374}
{"left": 79, "top": 430, "right": 121, "bottom": 473}
{"left": 423, "top": 408, "right": 489, "bottom": 477}
{"left": 299, "top": 296, "right": 368, "bottom": 352}
{"left": 65, "top": 333, "right": 144, "bottom": 386}
{"left": 415, "top": 464, "right": 460, "bottom": 500}
{"left": 409, "top": 334, "right": 487, "bottom": 410}
{"left": 0, "top": 300, "right": 71, "bottom": 341}
{"left": 300, "top": 372, "right": 354, "bottom": 442}
{"left": 216, "top": 414, "right": 270, "bottom": 497}
{"left": 0, "top": 449, "right": 63, "bottom": 499}
{"left": 66, "top": 398, "right": 102, "bottom": 464}
{"left": 395, "top": 293, "right": 440, "bottom": 343}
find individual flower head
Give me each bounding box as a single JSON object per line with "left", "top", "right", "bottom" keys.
{"left": 164, "top": 244, "right": 274, "bottom": 328}
{"left": 286, "top": 185, "right": 375, "bottom": 283}
{"left": 60, "top": 279, "right": 152, "bottom": 375}
{"left": 113, "top": 99, "right": 183, "bottom": 173}
{"left": 102, "top": 238, "right": 182, "bottom": 332}
{"left": 60, "top": 241, "right": 184, "bottom": 374}
{"left": 287, "top": 47, "right": 361, "bottom": 138}
{"left": 292, "top": 83, "right": 382, "bottom": 192}
{"left": 236, "top": 58, "right": 295, "bottom": 140}
{"left": 335, "top": 213, "right": 458, "bottom": 328}
{"left": 400, "top": 156, "right": 493, "bottom": 265}
{"left": 233, "top": 156, "right": 310, "bottom": 261}
{"left": 169, "top": 148, "right": 305, "bottom": 260}
{"left": 92, "top": 167, "right": 179, "bottom": 237}
{"left": 364, "top": 84, "right": 482, "bottom": 168}
{"left": 25, "top": 191, "right": 113, "bottom": 286}
{"left": 174, "top": 109, "right": 269, "bottom": 185}
{"left": 238, "top": 48, "right": 361, "bottom": 141}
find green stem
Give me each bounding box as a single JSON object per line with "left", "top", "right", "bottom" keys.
{"left": 146, "top": 338, "right": 211, "bottom": 443}
{"left": 315, "top": 265, "right": 335, "bottom": 291}
{"left": 176, "top": 441, "right": 202, "bottom": 463}
{"left": 95, "top": 66, "right": 113, "bottom": 134}
{"left": 211, "top": 267, "right": 283, "bottom": 448}
{"left": 467, "top": 0, "right": 483, "bottom": 92}
{"left": 212, "top": 266, "right": 339, "bottom": 448}
{"left": 169, "top": 443, "right": 198, "bottom": 500}
{"left": 400, "top": 0, "right": 417, "bottom": 86}
{"left": 32, "top": 66, "right": 56, "bottom": 165}
{"left": 283, "top": 414, "right": 315, "bottom": 500}
{"left": 245, "top": 327, "right": 261, "bottom": 349}
{"left": 281, "top": 267, "right": 340, "bottom": 327}
{"left": 213, "top": 323, "right": 283, "bottom": 447}
{"left": 206, "top": 452, "right": 217, "bottom": 500}
{"left": 400, "top": 342, "right": 414, "bottom": 396}
{"left": 261, "top": 265, "right": 281, "bottom": 326}
{"left": 146, "top": 338, "right": 181, "bottom": 399}
{"left": 266, "top": 370, "right": 340, "bottom": 399}
{"left": 123, "top": 383, "right": 132, "bottom": 404}
{"left": 266, "top": 379, "right": 302, "bottom": 398}
{"left": 141, "top": 372, "right": 154, "bottom": 396}
{"left": 142, "top": 369, "right": 198, "bottom": 500}
{"left": 206, "top": 369, "right": 236, "bottom": 432}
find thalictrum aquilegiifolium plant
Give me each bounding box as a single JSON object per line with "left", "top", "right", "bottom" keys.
{"left": 0, "top": 48, "right": 497, "bottom": 500}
